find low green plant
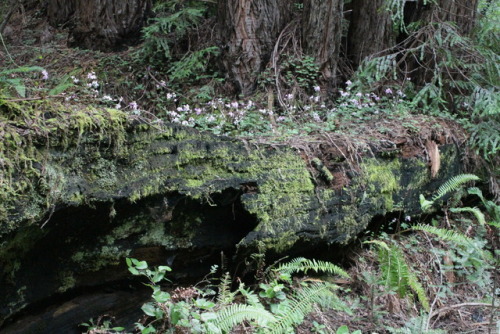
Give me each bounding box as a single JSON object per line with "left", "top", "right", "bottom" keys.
{"left": 365, "top": 239, "right": 430, "bottom": 311}
{"left": 91, "top": 256, "right": 351, "bottom": 333}
{"left": 0, "top": 66, "right": 45, "bottom": 97}
{"left": 336, "top": 325, "right": 362, "bottom": 334}
{"left": 419, "top": 174, "right": 480, "bottom": 212}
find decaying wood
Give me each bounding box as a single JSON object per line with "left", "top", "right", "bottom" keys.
{"left": 426, "top": 139, "right": 441, "bottom": 178}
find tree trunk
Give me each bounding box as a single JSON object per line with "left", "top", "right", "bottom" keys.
{"left": 410, "top": 0, "right": 478, "bottom": 35}
{"left": 218, "top": 0, "right": 292, "bottom": 96}
{"left": 347, "top": 0, "right": 394, "bottom": 67}
{"left": 47, "top": 0, "right": 152, "bottom": 51}
{"left": 302, "top": 0, "right": 344, "bottom": 84}
{"left": 405, "top": 0, "right": 479, "bottom": 86}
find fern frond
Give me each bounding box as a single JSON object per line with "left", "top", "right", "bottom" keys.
{"left": 407, "top": 270, "right": 430, "bottom": 312}
{"left": 266, "top": 283, "right": 335, "bottom": 334}
{"left": 274, "top": 257, "right": 350, "bottom": 279}
{"left": 420, "top": 174, "right": 480, "bottom": 211}
{"left": 217, "top": 272, "right": 237, "bottom": 306}
{"left": 450, "top": 207, "right": 486, "bottom": 225}
{"left": 413, "top": 224, "right": 494, "bottom": 262}
{"left": 370, "top": 241, "right": 429, "bottom": 310}
{"left": 413, "top": 224, "right": 475, "bottom": 245}
{"left": 238, "top": 284, "right": 264, "bottom": 308}
{"left": 213, "top": 304, "right": 275, "bottom": 333}
{"left": 432, "top": 174, "right": 480, "bottom": 202}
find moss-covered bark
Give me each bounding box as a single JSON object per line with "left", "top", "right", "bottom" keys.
{"left": 0, "top": 99, "right": 467, "bottom": 325}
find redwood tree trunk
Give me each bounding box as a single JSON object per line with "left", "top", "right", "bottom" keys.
{"left": 410, "top": 0, "right": 479, "bottom": 35}
{"left": 347, "top": 0, "right": 394, "bottom": 67}
{"left": 48, "top": 0, "right": 152, "bottom": 51}
{"left": 302, "top": 0, "right": 343, "bottom": 84}
{"left": 218, "top": 0, "right": 291, "bottom": 96}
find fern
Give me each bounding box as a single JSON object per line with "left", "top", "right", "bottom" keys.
{"left": 449, "top": 207, "right": 487, "bottom": 225}
{"left": 217, "top": 272, "right": 237, "bottom": 306}
{"left": 265, "top": 283, "right": 337, "bottom": 334}
{"left": 367, "top": 240, "right": 430, "bottom": 311}
{"left": 420, "top": 174, "right": 480, "bottom": 211}
{"left": 274, "top": 257, "right": 350, "bottom": 279}
{"left": 212, "top": 304, "right": 275, "bottom": 333}
{"left": 412, "top": 224, "right": 494, "bottom": 262}
{"left": 468, "top": 187, "right": 500, "bottom": 223}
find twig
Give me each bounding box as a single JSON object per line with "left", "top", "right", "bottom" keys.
{"left": 429, "top": 302, "right": 498, "bottom": 320}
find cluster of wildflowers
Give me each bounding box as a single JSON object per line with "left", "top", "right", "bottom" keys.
{"left": 65, "top": 70, "right": 145, "bottom": 116}
{"left": 328, "top": 80, "right": 410, "bottom": 122}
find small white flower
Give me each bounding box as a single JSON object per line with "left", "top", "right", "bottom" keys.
{"left": 356, "top": 92, "right": 363, "bottom": 97}
{"left": 195, "top": 108, "right": 203, "bottom": 115}
{"left": 285, "top": 94, "right": 294, "bottom": 100}
{"left": 313, "top": 85, "right": 320, "bottom": 92}
{"left": 102, "top": 95, "right": 113, "bottom": 101}
{"left": 314, "top": 96, "right": 320, "bottom": 103}
{"left": 340, "top": 90, "right": 350, "bottom": 97}
{"left": 312, "top": 113, "right": 321, "bottom": 122}
{"left": 345, "top": 80, "right": 352, "bottom": 86}
{"left": 160, "top": 80, "right": 167, "bottom": 87}
{"left": 87, "top": 72, "right": 97, "bottom": 80}
{"left": 405, "top": 216, "right": 411, "bottom": 222}
{"left": 181, "top": 120, "right": 189, "bottom": 126}
{"left": 385, "top": 88, "right": 393, "bottom": 94}
{"left": 115, "top": 103, "right": 121, "bottom": 109}
{"left": 41, "top": 70, "right": 49, "bottom": 80}
{"left": 277, "top": 116, "right": 286, "bottom": 122}
{"left": 129, "top": 101, "right": 138, "bottom": 110}
{"left": 231, "top": 101, "right": 239, "bottom": 109}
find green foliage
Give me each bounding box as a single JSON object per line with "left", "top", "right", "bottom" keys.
{"left": 0, "top": 66, "right": 45, "bottom": 97}
{"left": 281, "top": 55, "right": 320, "bottom": 90}
{"left": 140, "top": 0, "right": 206, "bottom": 63}
{"left": 420, "top": 174, "right": 480, "bottom": 211}
{"left": 115, "top": 257, "right": 350, "bottom": 333}
{"left": 365, "top": 240, "right": 430, "bottom": 311}
{"left": 214, "top": 304, "right": 275, "bottom": 333}
{"left": 272, "top": 257, "right": 350, "bottom": 279}
{"left": 137, "top": 0, "right": 219, "bottom": 89}
{"left": 413, "top": 224, "right": 495, "bottom": 289}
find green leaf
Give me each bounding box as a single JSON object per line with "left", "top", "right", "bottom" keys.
{"left": 336, "top": 325, "right": 350, "bottom": 334}
{"left": 141, "top": 302, "right": 157, "bottom": 317}
{"left": 153, "top": 290, "right": 171, "bottom": 303}
{"left": 128, "top": 267, "right": 140, "bottom": 275}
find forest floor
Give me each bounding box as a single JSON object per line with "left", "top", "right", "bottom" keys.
{"left": 1, "top": 7, "right": 499, "bottom": 334}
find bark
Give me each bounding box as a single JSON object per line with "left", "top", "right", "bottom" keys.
{"left": 302, "top": 0, "right": 344, "bottom": 84}
{"left": 47, "top": 0, "right": 152, "bottom": 51}
{"left": 405, "top": 0, "right": 479, "bottom": 86}
{"left": 218, "top": 0, "right": 292, "bottom": 96}
{"left": 347, "top": 0, "right": 395, "bottom": 67}
{"left": 410, "top": 0, "right": 479, "bottom": 35}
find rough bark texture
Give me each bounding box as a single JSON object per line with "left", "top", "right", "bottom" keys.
{"left": 218, "top": 0, "right": 291, "bottom": 95}
{"left": 410, "top": 0, "right": 479, "bottom": 35}
{"left": 347, "top": 0, "right": 395, "bottom": 67}
{"left": 302, "top": 0, "right": 343, "bottom": 83}
{"left": 0, "top": 100, "right": 472, "bottom": 330}
{"left": 47, "top": 0, "right": 151, "bottom": 50}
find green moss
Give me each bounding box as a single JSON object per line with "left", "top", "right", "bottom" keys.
{"left": 362, "top": 158, "right": 401, "bottom": 211}
{"left": 57, "top": 271, "right": 76, "bottom": 293}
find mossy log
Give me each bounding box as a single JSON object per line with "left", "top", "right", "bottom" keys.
{"left": 0, "top": 100, "right": 469, "bottom": 328}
